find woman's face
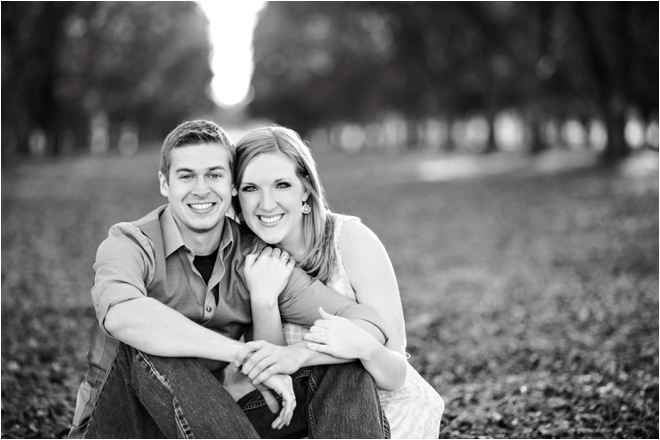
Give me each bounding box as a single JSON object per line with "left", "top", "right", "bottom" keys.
{"left": 238, "top": 151, "right": 309, "bottom": 254}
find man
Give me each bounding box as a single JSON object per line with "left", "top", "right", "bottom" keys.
{"left": 70, "top": 120, "right": 389, "bottom": 438}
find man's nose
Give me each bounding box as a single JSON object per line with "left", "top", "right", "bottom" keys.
{"left": 192, "top": 178, "right": 210, "bottom": 196}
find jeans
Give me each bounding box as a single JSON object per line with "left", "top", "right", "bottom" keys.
{"left": 82, "top": 343, "right": 389, "bottom": 438}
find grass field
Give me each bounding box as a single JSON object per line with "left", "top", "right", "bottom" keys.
{"left": 1, "top": 148, "right": 658, "bottom": 438}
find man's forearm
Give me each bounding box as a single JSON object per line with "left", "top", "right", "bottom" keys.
{"left": 280, "top": 274, "right": 389, "bottom": 342}
{"left": 104, "top": 297, "right": 242, "bottom": 363}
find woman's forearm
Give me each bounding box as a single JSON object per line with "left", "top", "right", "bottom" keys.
{"left": 359, "top": 339, "right": 408, "bottom": 391}
{"left": 250, "top": 299, "right": 286, "bottom": 346}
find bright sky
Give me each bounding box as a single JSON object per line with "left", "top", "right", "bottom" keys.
{"left": 197, "top": 0, "right": 266, "bottom": 107}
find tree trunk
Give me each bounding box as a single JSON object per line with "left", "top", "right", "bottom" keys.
{"left": 444, "top": 116, "right": 456, "bottom": 152}
{"left": 406, "top": 118, "right": 419, "bottom": 151}
{"left": 529, "top": 120, "right": 547, "bottom": 154}
{"left": 603, "top": 94, "right": 629, "bottom": 161}
{"left": 482, "top": 110, "right": 498, "bottom": 153}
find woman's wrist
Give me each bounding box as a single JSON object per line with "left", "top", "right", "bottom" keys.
{"left": 249, "top": 291, "right": 279, "bottom": 309}
{"left": 357, "top": 335, "right": 383, "bottom": 363}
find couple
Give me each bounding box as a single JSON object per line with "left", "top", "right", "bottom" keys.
{"left": 70, "top": 120, "right": 443, "bottom": 438}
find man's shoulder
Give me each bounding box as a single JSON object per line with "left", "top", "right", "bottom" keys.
{"left": 129, "top": 206, "right": 166, "bottom": 229}
{"left": 102, "top": 206, "right": 166, "bottom": 253}
{"left": 228, "top": 218, "right": 265, "bottom": 257}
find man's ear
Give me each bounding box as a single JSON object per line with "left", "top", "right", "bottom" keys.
{"left": 158, "top": 172, "right": 169, "bottom": 198}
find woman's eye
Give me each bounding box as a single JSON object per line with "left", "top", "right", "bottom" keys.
{"left": 241, "top": 186, "right": 256, "bottom": 192}
{"left": 276, "top": 182, "right": 291, "bottom": 189}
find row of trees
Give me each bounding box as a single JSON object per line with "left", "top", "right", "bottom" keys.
{"left": 248, "top": 2, "right": 658, "bottom": 159}
{"left": 2, "top": 2, "right": 215, "bottom": 158}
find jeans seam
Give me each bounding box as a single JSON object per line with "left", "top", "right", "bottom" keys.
{"left": 136, "top": 351, "right": 194, "bottom": 439}
{"left": 308, "top": 405, "right": 317, "bottom": 437}
{"left": 84, "top": 350, "right": 121, "bottom": 436}
{"left": 381, "top": 407, "right": 391, "bottom": 439}
{"left": 173, "top": 398, "right": 195, "bottom": 439}
{"left": 307, "top": 374, "right": 318, "bottom": 393}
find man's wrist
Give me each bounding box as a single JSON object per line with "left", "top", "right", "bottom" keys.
{"left": 284, "top": 343, "right": 309, "bottom": 369}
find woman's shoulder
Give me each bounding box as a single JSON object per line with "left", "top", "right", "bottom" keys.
{"left": 331, "top": 213, "right": 385, "bottom": 258}
{"left": 329, "top": 212, "right": 361, "bottom": 227}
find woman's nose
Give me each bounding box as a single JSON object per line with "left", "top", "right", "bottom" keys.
{"left": 259, "top": 191, "right": 277, "bottom": 210}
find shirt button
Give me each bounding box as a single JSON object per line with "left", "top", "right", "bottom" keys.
{"left": 206, "top": 306, "right": 212, "bottom": 313}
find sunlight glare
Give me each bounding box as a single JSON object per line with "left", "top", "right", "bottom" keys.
{"left": 197, "top": 1, "right": 266, "bottom": 107}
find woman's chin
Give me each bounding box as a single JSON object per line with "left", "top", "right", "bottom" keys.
{"left": 254, "top": 231, "right": 282, "bottom": 246}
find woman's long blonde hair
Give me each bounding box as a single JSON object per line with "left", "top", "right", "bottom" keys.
{"left": 233, "top": 126, "right": 336, "bottom": 283}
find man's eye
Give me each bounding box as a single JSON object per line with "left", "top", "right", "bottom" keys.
{"left": 179, "top": 174, "right": 193, "bottom": 180}
{"left": 209, "top": 173, "right": 223, "bottom": 179}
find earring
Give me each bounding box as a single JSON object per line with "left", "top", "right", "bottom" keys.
{"left": 302, "top": 201, "right": 311, "bottom": 215}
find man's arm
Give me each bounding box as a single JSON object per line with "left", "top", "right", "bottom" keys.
{"left": 105, "top": 297, "right": 243, "bottom": 361}
{"left": 278, "top": 267, "right": 389, "bottom": 344}
{"left": 93, "top": 224, "right": 296, "bottom": 427}
{"left": 93, "top": 224, "right": 243, "bottom": 361}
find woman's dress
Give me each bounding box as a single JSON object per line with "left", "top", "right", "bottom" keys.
{"left": 283, "top": 213, "right": 444, "bottom": 439}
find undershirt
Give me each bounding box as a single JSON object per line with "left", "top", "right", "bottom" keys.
{"left": 193, "top": 248, "right": 219, "bottom": 286}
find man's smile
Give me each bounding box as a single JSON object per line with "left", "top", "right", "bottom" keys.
{"left": 189, "top": 202, "right": 216, "bottom": 212}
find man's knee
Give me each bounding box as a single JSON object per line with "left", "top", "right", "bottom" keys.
{"left": 316, "top": 362, "right": 376, "bottom": 390}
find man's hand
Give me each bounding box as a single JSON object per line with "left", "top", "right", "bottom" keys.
{"left": 244, "top": 247, "right": 295, "bottom": 307}
{"left": 303, "top": 307, "right": 380, "bottom": 361}
{"left": 235, "top": 340, "right": 305, "bottom": 385}
{"left": 254, "top": 373, "right": 296, "bottom": 430}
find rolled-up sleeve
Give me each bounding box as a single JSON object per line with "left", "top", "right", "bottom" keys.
{"left": 278, "top": 267, "right": 389, "bottom": 342}
{"left": 91, "top": 223, "right": 155, "bottom": 334}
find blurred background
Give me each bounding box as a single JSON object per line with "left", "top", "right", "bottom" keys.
{"left": 1, "top": 2, "right": 658, "bottom": 438}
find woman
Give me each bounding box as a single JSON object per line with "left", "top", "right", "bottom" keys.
{"left": 234, "top": 126, "right": 444, "bottom": 438}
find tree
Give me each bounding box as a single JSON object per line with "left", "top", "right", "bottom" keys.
{"left": 566, "top": 2, "right": 658, "bottom": 159}
{"left": 2, "top": 2, "right": 216, "bottom": 158}
{"left": 248, "top": 2, "right": 658, "bottom": 157}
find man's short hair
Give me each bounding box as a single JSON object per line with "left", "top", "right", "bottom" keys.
{"left": 160, "top": 120, "right": 235, "bottom": 181}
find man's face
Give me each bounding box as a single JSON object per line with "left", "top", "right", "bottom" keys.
{"left": 158, "top": 143, "right": 236, "bottom": 242}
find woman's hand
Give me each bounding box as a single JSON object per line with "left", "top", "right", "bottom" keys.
{"left": 244, "top": 247, "right": 295, "bottom": 307}
{"left": 303, "top": 307, "right": 381, "bottom": 361}
{"left": 254, "top": 374, "right": 296, "bottom": 430}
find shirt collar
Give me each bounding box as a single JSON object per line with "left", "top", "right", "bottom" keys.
{"left": 161, "top": 206, "right": 234, "bottom": 258}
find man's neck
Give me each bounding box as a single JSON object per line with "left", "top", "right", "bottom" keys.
{"left": 179, "top": 222, "right": 224, "bottom": 256}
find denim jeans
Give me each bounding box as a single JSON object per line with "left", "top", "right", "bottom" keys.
{"left": 82, "top": 343, "right": 389, "bottom": 438}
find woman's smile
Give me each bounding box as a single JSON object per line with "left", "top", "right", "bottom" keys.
{"left": 258, "top": 213, "right": 284, "bottom": 225}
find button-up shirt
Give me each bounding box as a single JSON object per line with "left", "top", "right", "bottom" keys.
{"left": 71, "top": 205, "right": 387, "bottom": 437}
{"left": 92, "top": 204, "right": 386, "bottom": 339}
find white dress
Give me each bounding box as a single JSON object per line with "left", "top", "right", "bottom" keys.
{"left": 283, "top": 213, "right": 444, "bottom": 439}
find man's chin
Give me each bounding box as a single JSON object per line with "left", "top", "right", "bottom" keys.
{"left": 187, "top": 219, "right": 223, "bottom": 234}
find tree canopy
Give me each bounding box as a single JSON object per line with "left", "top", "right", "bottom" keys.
{"left": 249, "top": 2, "right": 658, "bottom": 158}
{"left": 2, "top": 2, "right": 216, "bottom": 157}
